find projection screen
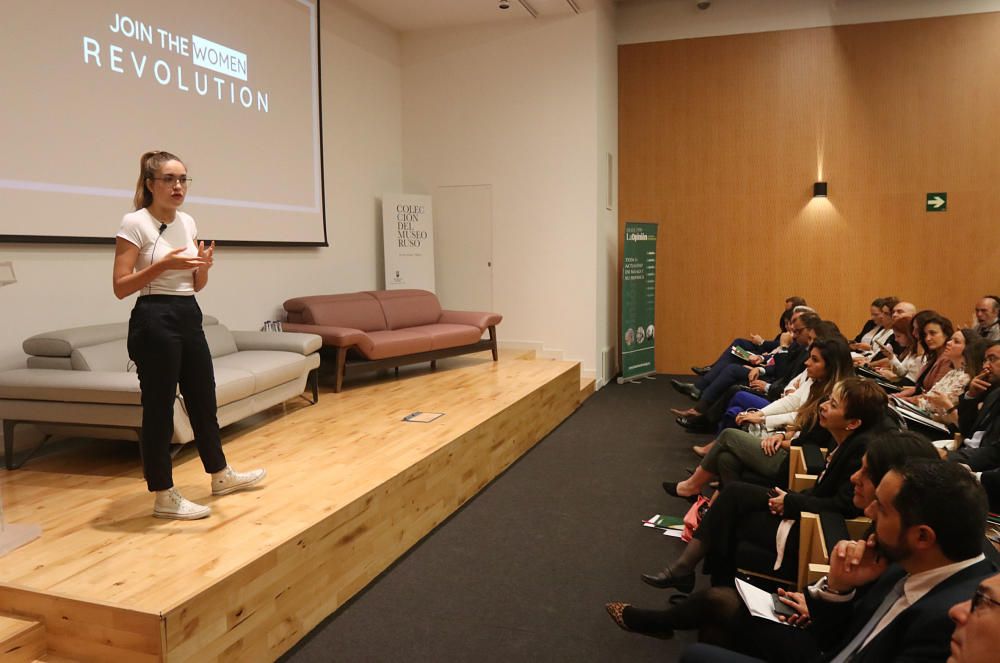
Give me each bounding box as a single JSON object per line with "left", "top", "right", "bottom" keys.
{"left": 0, "top": 0, "right": 326, "bottom": 246}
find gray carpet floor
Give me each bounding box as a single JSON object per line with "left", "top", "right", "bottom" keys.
{"left": 280, "top": 374, "right": 712, "bottom": 662}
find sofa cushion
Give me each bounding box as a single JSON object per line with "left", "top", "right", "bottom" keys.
{"left": 0, "top": 369, "right": 141, "bottom": 405}
{"left": 284, "top": 293, "right": 387, "bottom": 331}
{"left": 71, "top": 339, "right": 129, "bottom": 372}
{"left": 204, "top": 324, "right": 239, "bottom": 358}
{"left": 213, "top": 351, "right": 314, "bottom": 393}
{"left": 369, "top": 290, "right": 442, "bottom": 330}
{"left": 22, "top": 316, "right": 220, "bottom": 358}
{"left": 405, "top": 324, "right": 484, "bottom": 350}
{"left": 24, "top": 322, "right": 129, "bottom": 358}
{"left": 26, "top": 356, "right": 73, "bottom": 369}
{"left": 211, "top": 367, "right": 256, "bottom": 407}
{"left": 363, "top": 330, "right": 434, "bottom": 359}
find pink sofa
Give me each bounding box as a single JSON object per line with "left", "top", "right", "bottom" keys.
{"left": 282, "top": 289, "right": 502, "bottom": 391}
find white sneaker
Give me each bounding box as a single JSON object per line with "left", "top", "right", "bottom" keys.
{"left": 153, "top": 488, "right": 211, "bottom": 520}
{"left": 212, "top": 466, "right": 267, "bottom": 496}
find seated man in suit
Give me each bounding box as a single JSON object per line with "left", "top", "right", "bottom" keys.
{"left": 672, "top": 311, "right": 819, "bottom": 413}
{"left": 948, "top": 341, "right": 1000, "bottom": 470}
{"left": 688, "top": 298, "right": 809, "bottom": 376}
{"left": 679, "top": 459, "right": 995, "bottom": 662}
{"left": 947, "top": 571, "right": 1000, "bottom": 663}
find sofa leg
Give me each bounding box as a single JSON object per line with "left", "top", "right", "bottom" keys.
{"left": 4, "top": 420, "right": 16, "bottom": 470}
{"left": 308, "top": 368, "right": 319, "bottom": 404}
{"left": 489, "top": 326, "right": 498, "bottom": 361}
{"left": 335, "top": 347, "right": 347, "bottom": 393}
{"left": 3, "top": 421, "right": 53, "bottom": 470}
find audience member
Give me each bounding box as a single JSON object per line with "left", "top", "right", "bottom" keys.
{"left": 672, "top": 312, "right": 820, "bottom": 417}
{"left": 606, "top": 431, "right": 939, "bottom": 655}
{"left": 676, "top": 460, "right": 995, "bottom": 662}
{"left": 645, "top": 378, "right": 887, "bottom": 590}
{"left": 891, "top": 301, "right": 918, "bottom": 321}
{"left": 948, "top": 341, "right": 1000, "bottom": 470}
{"left": 850, "top": 297, "right": 898, "bottom": 353}
{"left": 947, "top": 572, "right": 1000, "bottom": 663}
{"left": 973, "top": 296, "right": 1000, "bottom": 341}
{"left": 664, "top": 338, "right": 853, "bottom": 496}
{"left": 896, "top": 312, "right": 956, "bottom": 401}
{"left": 870, "top": 314, "right": 925, "bottom": 384}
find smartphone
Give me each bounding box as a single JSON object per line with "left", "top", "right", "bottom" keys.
{"left": 772, "top": 593, "right": 797, "bottom": 618}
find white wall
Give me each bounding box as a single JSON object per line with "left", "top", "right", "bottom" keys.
{"left": 0, "top": 0, "right": 402, "bottom": 371}
{"left": 595, "top": 0, "right": 619, "bottom": 383}
{"left": 618, "top": 0, "right": 1000, "bottom": 44}
{"left": 401, "top": 6, "right": 617, "bottom": 381}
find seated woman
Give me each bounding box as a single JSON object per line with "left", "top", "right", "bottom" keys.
{"left": 849, "top": 297, "right": 898, "bottom": 354}
{"left": 665, "top": 337, "right": 854, "bottom": 498}
{"left": 677, "top": 322, "right": 843, "bottom": 449}
{"left": 605, "top": 431, "right": 940, "bottom": 647}
{"left": 896, "top": 327, "right": 984, "bottom": 423}
{"left": 869, "top": 313, "right": 924, "bottom": 384}
{"left": 893, "top": 311, "right": 954, "bottom": 400}
{"left": 640, "top": 378, "right": 888, "bottom": 593}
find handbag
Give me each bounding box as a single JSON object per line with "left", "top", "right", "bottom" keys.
{"left": 681, "top": 495, "right": 711, "bottom": 542}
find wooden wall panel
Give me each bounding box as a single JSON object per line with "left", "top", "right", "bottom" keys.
{"left": 619, "top": 13, "right": 1000, "bottom": 373}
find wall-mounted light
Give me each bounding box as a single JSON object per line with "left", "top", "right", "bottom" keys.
{"left": 813, "top": 181, "right": 828, "bottom": 198}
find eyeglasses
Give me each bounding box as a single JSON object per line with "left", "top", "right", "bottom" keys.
{"left": 971, "top": 589, "right": 1000, "bottom": 613}
{"left": 149, "top": 176, "right": 192, "bottom": 187}
{"left": 984, "top": 355, "right": 1000, "bottom": 364}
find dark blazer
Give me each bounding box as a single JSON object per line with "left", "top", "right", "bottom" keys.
{"left": 782, "top": 424, "right": 875, "bottom": 521}
{"left": 950, "top": 387, "right": 1000, "bottom": 471}
{"left": 853, "top": 319, "right": 877, "bottom": 344}
{"left": 807, "top": 558, "right": 995, "bottom": 663}
{"left": 766, "top": 345, "right": 809, "bottom": 401}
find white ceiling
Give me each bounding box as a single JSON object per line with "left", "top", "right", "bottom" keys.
{"left": 344, "top": 0, "right": 601, "bottom": 32}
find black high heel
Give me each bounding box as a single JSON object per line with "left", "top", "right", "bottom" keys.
{"left": 662, "top": 481, "right": 697, "bottom": 503}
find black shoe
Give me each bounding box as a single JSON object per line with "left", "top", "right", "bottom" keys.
{"left": 691, "top": 365, "right": 712, "bottom": 376}
{"left": 641, "top": 567, "right": 697, "bottom": 592}
{"left": 675, "top": 415, "right": 710, "bottom": 432}
{"left": 662, "top": 481, "right": 697, "bottom": 503}
{"left": 670, "top": 380, "right": 702, "bottom": 401}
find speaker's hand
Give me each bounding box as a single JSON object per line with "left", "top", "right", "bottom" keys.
{"left": 159, "top": 247, "right": 208, "bottom": 271}
{"left": 197, "top": 241, "right": 215, "bottom": 270}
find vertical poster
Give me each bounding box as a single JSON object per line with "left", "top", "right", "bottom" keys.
{"left": 619, "top": 222, "right": 657, "bottom": 382}
{"left": 382, "top": 193, "right": 435, "bottom": 291}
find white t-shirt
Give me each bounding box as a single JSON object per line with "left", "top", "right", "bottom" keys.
{"left": 116, "top": 208, "right": 199, "bottom": 296}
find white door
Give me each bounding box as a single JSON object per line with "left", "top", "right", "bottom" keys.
{"left": 433, "top": 184, "right": 493, "bottom": 312}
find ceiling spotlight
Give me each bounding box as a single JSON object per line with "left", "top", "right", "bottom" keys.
{"left": 499, "top": 0, "right": 510, "bottom": 8}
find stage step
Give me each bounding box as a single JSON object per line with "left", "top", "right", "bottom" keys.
{"left": 0, "top": 614, "right": 46, "bottom": 663}
{"left": 580, "top": 376, "right": 596, "bottom": 403}
{"left": 32, "top": 657, "right": 78, "bottom": 663}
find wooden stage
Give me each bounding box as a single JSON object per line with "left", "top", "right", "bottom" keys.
{"left": 0, "top": 353, "right": 589, "bottom": 662}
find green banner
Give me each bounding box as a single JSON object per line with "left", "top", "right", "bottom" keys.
{"left": 620, "top": 222, "right": 658, "bottom": 382}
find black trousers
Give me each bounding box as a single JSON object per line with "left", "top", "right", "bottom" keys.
{"left": 127, "top": 295, "right": 226, "bottom": 491}
{"left": 695, "top": 482, "right": 796, "bottom": 585}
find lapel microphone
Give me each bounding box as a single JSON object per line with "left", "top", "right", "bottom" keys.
{"left": 158, "top": 223, "right": 167, "bottom": 234}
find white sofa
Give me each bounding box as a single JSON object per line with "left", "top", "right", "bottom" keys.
{"left": 0, "top": 317, "right": 322, "bottom": 469}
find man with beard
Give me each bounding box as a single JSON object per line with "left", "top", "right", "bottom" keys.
{"left": 680, "top": 460, "right": 995, "bottom": 662}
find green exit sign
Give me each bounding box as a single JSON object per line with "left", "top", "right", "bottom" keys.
{"left": 926, "top": 192, "right": 947, "bottom": 212}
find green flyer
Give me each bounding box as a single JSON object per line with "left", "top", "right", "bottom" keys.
{"left": 619, "top": 222, "right": 657, "bottom": 382}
